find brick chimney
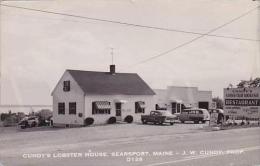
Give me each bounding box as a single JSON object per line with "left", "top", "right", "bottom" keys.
{"left": 110, "top": 65, "right": 115, "bottom": 74}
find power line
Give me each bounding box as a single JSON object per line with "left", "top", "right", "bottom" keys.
{"left": 0, "top": 4, "right": 206, "bottom": 35}
{"left": 0, "top": 3, "right": 259, "bottom": 70}
{"left": 124, "top": 5, "right": 260, "bottom": 69}
{"left": 0, "top": 3, "right": 259, "bottom": 42}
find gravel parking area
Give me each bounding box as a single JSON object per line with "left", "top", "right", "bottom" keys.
{"left": 0, "top": 122, "right": 206, "bottom": 151}
{"left": 1, "top": 122, "right": 259, "bottom": 166}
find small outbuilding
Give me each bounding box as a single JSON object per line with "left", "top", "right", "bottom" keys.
{"left": 154, "top": 86, "right": 213, "bottom": 114}
{"left": 51, "top": 65, "right": 155, "bottom": 127}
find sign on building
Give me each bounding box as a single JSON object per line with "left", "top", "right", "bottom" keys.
{"left": 224, "top": 87, "right": 260, "bottom": 118}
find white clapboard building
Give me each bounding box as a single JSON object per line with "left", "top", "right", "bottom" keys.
{"left": 51, "top": 65, "right": 155, "bottom": 127}
{"left": 154, "top": 86, "right": 213, "bottom": 115}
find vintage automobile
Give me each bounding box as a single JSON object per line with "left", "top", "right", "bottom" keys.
{"left": 141, "top": 110, "right": 177, "bottom": 125}
{"left": 18, "top": 116, "right": 39, "bottom": 129}
{"left": 179, "top": 108, "right": 210, "bottom": 124}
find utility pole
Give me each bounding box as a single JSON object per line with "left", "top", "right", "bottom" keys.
{"left": 0, "top": 35, "right": 2, "bottom": 106}
{"left": 0, "top": 10, "right": 2, "bottom": 106}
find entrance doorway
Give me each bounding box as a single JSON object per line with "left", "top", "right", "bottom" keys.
{"left": 198, "top": 102, "right": 209, "bottom": 110}
{"left": 171, "top": 102, "right": 182, "bottom": 114}
{"left": 115, "top": 103, "right": 122, "bottom": 121}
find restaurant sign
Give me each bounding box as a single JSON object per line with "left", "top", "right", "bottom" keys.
{"left": 224, "top": 87, "right": 260, "bottom": 118}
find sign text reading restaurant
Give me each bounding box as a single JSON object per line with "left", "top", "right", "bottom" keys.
{"left": 224, "top": 87, "right": 260, "bottom": 118}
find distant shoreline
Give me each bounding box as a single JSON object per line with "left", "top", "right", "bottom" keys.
{"left": 0, "top": 106, "right": 52, "bottom": 114}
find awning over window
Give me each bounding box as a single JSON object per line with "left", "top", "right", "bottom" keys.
{"left": 137, "top": 101, "right": 145, "bottom": 109}
{"left": 94, "top": 101, "right": 111, "bottom": 109}
{"left": 156, "top": 103, "right": 167, "bottom": 108}
{"left": 114, "top": 99, "right": 127, "bottom": 103}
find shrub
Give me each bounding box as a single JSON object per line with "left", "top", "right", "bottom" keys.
{"left": 124, "top": 115, "right": 133, "bottom": 123}
{"left": 3, "top": 116, "right": 18, "bottom": 127}
{"left": 107, "top": 117, "right": 116, "bottom": 124}
{"left": 84, "top": 117, "right": 94, "bottom": 126}
{"left": 37, "top": 109, "right": 52, "bottom": 121}
{"left": 1, "top": 111, "right": 14, "bottom": 121}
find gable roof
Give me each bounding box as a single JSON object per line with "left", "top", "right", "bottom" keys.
{"left": 67, "top": 69, "right": 155, "bottom": 95}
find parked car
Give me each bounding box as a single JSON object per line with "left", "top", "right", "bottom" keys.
{"left": 179, "top": 108, "right": 210, "bottom": 124}
{"left": 18, "top": 116, "right": 39, "bottom": 129}
{"left": 141, "top": 110, "right": 177, "bottom": 125}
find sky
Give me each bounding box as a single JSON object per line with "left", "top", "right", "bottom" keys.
{"left": 0, "top": 0, "right": 259, "bottom": 106}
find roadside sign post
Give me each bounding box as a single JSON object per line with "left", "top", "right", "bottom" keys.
{"left": 209, "top": 110, "right": 218, "bottom": 126}
{"left": 224, "top": 87, "right": 260, "bottom": 121}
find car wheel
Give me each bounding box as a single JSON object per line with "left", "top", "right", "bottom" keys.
{"left": 202, "top": 120, "right": 206, "bottom": 124}
{"left": 124, "top": 115, "right": 133, "bottom": 123}
{"left": 194, "top": 121, "right": 199, "bottom": 124}
{"left": 21, "top": 125, "right": 26, "bottom": 129}
{"left": 181, "top": 121, "right": 185, "bottom": 123}
{"left": 31, "top": 122, "right": 37, "bottom": 127}
{"left": 25, "top": 121, "right": 29, "bottom": 128}
{"left": 142, "top": 120, "right": 147, "bottom": 124}
{"left": 170, "top": 122, "right": 174, "bottom": 125}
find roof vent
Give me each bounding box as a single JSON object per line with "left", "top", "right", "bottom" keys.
{"left": 110, "top": 65, "right": 115, "bottom": 74}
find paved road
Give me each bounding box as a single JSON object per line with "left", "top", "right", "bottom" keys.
{"left": 0, "top": 124, "right": 259, "bottom": 166}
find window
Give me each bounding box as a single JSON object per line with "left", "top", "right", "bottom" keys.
{"left": 28, "top": 117, "right": 36, "bottom": 120}
{"left": 182, "top": 110, "right": 189, "bottom": 114}
{"left": 69, "top": 102, "right": 76, "bottom": 114}
{"left": 58, "top": 103, "right": 65, "bottom": 114}
{"left": 63, "top": 81, "right": 70, "bottom": 91}
{"left": 115, "top": 103, "right": 122, "bottom": 116}
{"left": 176, "top": 103, "right": 181, "bottom": 113}
{"left": 189, "top": 110, "right": 196, "bottom": 114}
{"left": 151, "top": 111, "right": 160, "bottom": 116}
{"left": 171, "top": 102, "right": 176, "bottom": 114}
{"left": 155, "top": 104, "right": 167, "bottom": 110}
{"left": 161, "top": 111, "right": 172, "bottom": 116}
{"left": 92, "top": 101, "right": 111, "bottom": 114}
{"left": 78, "top": 113, "right": 83, "bottom": 117}
{"left": 135, "top": 101, "right": 145, "bottom": 113}
{"left": 198, "top": 110, "right": 203, "bottom": 114}
{"left": 181, "top": 104, "right": 186, "bottom": 112}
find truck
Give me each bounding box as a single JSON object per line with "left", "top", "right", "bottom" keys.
{"left": 141, "top": 110, "right": 177, "bottom": 125}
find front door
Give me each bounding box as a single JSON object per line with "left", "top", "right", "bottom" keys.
{"left": 115, "top": 103, "right": 122, "bottom": 121}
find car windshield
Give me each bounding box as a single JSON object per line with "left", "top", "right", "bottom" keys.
{"left": 21, "top": 117, "right": 29, "bottom": 121}
{"left": 160, "top": 111, "right": 172, "bottom": 116}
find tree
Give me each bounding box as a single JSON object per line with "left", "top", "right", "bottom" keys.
{"left": 37, "top": 109, "right": 52, "bottom": 120}
{"left": 212, "top": 97, "right": 224, "bottom": 109}
{"left": 249, "top": 78, "right": 260, "bottom": 87}
{"left": 237, "top": 77, "right": 260, "bottom": 88}
{"left": 36, "top": 109, "right": 52, "bottom": 126}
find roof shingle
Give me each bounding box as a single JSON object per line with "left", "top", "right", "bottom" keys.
{"left": 67, "top": 70, "right": 155, "bottom": 95}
